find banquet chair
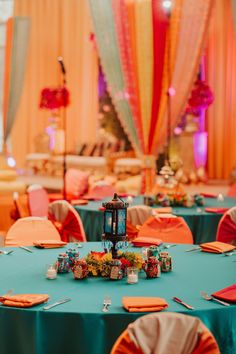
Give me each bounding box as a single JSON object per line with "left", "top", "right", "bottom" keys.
{"left": 216, "top": 206, "right": 236, "bottom": 244}
{"left": 12, "top": 192, "right": 30, "bottom": 219}
{"left": 84, "top": 183, "right": 116, "bottom": 200}
{"left": 227, "top": 183, "right": 236, "bottom": 197}
{"left": 127, "top": 205, "right": 154, "bottom": 227}
{"left": 5, "top": 217, "right": 61, "bottom": 246}
{"left": 27, "top": 184, "right": 49, "bottom": 217}
{"left": 137, "top": 216, "right": 193, "bottom": 244}
{"left": 111, "top": 312, "right": 220, "bottom": 354}
{"left": 48, "top": 200, "right": 87, "bottom": 242}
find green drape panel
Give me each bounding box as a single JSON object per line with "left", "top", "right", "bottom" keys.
{"left": 89, "top": 0, "right": 141, "bottom": 154}
{"left": 3, "top": 17, "right": 30, "bottom": 143}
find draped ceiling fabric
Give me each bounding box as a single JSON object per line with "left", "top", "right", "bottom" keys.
{"left": 12, "top": 0, "right": 98, "bottom": 167}
{"left": 2, "top": 17, "right": 30, "bottom": 147}
{"left": 89, "top": 0, "right": 213, "bottom": 190}
{"left": 206, "top": 0, "right": 236, "bottom": 179}
{"left": 89, "top": 0, "right": 213, "bottom": 154}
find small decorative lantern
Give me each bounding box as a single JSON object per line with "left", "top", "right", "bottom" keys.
{"left": 102, "top": 193, "right": 128, "bottom": 259}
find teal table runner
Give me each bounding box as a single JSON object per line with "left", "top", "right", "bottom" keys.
{"left": 0, "top": 243, "right": 235, "bottom": 354}
{"left": 74, "top": 196, "right": 236, "bottom": 244}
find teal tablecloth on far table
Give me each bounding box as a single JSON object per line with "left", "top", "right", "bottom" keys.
{"left": 74, "top": 196, "right": 236, "bottom": 244}
{"left": 0, "top": 243, "right": 235, "bottom": 354}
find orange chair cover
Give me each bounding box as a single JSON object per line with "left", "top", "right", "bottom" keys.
{"left": 48, "top": 200, "right": 86, "bottom": 242}
{"left": 192, "top": 328, "right": 220, "bottom": 354}
{"left": 111, "top": 313, "right": 220, "bottom": 354}
{"left": 137, "top": 216, "right": 193, "bottom": 244}
{"left": 126, "top": 221, "right": 139, "bottom": 240}
{"left": 5, "top": 217, "right": 61, "bottom": 246}
{"left": 111, "top": 329, "right": 142, "bottom": 354}
{"left": 216, "top": 213, "right": 236, "bottom": 244}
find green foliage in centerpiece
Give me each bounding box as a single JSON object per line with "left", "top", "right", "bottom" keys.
{"left": 155, "top": 192, "right": 204, "bottom": 207}
{"left": 85, "top": 251, "right": 143, "bottom": 277}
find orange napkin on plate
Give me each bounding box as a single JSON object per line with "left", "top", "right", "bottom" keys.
{"left": 154, "top": 207, "right": 173, "bottom": 214}
{"left": 132, "top": 236, "right": 163, "bottom": 247}
{"left": 122, "top": 297, "right": 168, "bottom": 312}
{"left": 212, "top": 284, "right": 236, "bottom": 303}
{"left": 205, "top": 207, "right": 229, "bottom": 213}
{"left": 33, "top": 240, "right": 67, "bottom": 249}
{"left": 0, "top": 294, "right": 49, "bottom": 307}
{"left": 200, "top": 241, "right": 235, "bottom": 253}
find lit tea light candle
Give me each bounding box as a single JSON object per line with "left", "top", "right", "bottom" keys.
{"left": 217, "top": 193, "right": 224, "bottom": 202}
{"left": 127, "top": 267, "right": 138, "bottom": 284}
{"left": 46, "top": 265, "right": 57, "bottom": 279}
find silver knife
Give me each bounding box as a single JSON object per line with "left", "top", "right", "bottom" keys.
{"left": 43, "top": 298, "right": 71, "bottom": 310}
{"left": 185, "top": 246, "right": 201, "bottom": 252}
{"left": 19, "top": 245, "right": 33, "bottom": 253}
{"left": 173, "top": 297, "right": 194, "bottom": 310}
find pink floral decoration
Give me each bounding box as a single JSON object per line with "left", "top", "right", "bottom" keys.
{"left": 39, "top": 87, "right": 70, "bottom": 110}
{"left": 186, "top": 80, "right": 214, "bottom": 116}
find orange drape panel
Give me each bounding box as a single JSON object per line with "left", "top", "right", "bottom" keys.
{"left": 12, "top": 0, "right": 98, "bottom": 167}
{"left": 206, "top": 0, "right": 236, "bottom": 179}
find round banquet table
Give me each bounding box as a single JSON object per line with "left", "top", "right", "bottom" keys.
{"left": 74, "top": 196, "right": 236, "bottom": 244}
{"left": 0, "top": 242, "right": 235, "bottom": 354}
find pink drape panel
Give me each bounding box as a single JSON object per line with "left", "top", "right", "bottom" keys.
{"left": 149, "top": 1, "right": 168, "bottom": 151}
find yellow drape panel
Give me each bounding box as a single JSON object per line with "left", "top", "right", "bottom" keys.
{"left": 12, "top": 0, "right": 98, "bottom": 167}
{"left": 207, "top": 0, "right": 236, "bottom": 179}
{"left": 134, "top": 0, "right": 153, "bottom": 153}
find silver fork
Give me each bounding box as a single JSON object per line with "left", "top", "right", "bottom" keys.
{"left": 43, "top": 297, "right": 71, "bottom": 310}
{"left": 200, "top": 291, "right": 230, "bottom": 307}
{"left": 102, "top": 295, "right": 111, "bottom": 312}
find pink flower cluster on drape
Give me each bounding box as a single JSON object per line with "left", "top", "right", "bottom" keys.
{"left": 186, "top": 80, "right": 214, "bottom": 116}
{"left": 39, "top": 87, "right": 70, "bottom": 110}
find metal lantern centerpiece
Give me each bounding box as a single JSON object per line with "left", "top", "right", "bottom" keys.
{"left": 102, "top": 193, "right": 129, "bottom": 259}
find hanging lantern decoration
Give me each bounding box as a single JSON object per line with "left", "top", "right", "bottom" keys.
{"left": 102, "top": 193, "right": 129, "bottom": 259}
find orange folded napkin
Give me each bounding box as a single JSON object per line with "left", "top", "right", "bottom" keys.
{"left": 33, "top": 240, "right": 67, "bottom": 249}
{"left": 212, "top": 284, "right": 236, "bottom": 303}
{"left": 132, "top": 236, "right": 163, "bottom": 247}
{"left": 70, "top": 199, "right": 88, "bottom": 206}
{"left": 122, "top": 297, "right": 168, "bottom": 312}
{"left": 0, "top": 294, "right": 49, "bottom": 307}
{"left": 154, "top": 207, "right": 173, "bottom": 214}
{"left": 200, "top": 241, "right": 235, "bottom": 253}
{"left": 205, "top": 207, "right": 229, "bottom": 213}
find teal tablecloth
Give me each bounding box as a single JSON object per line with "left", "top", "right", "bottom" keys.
{"left": 0, "top": 243, "right": 235, "bottom": 354}
{"left": 74, "top": 196, "right": 236, "bottom": 244}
